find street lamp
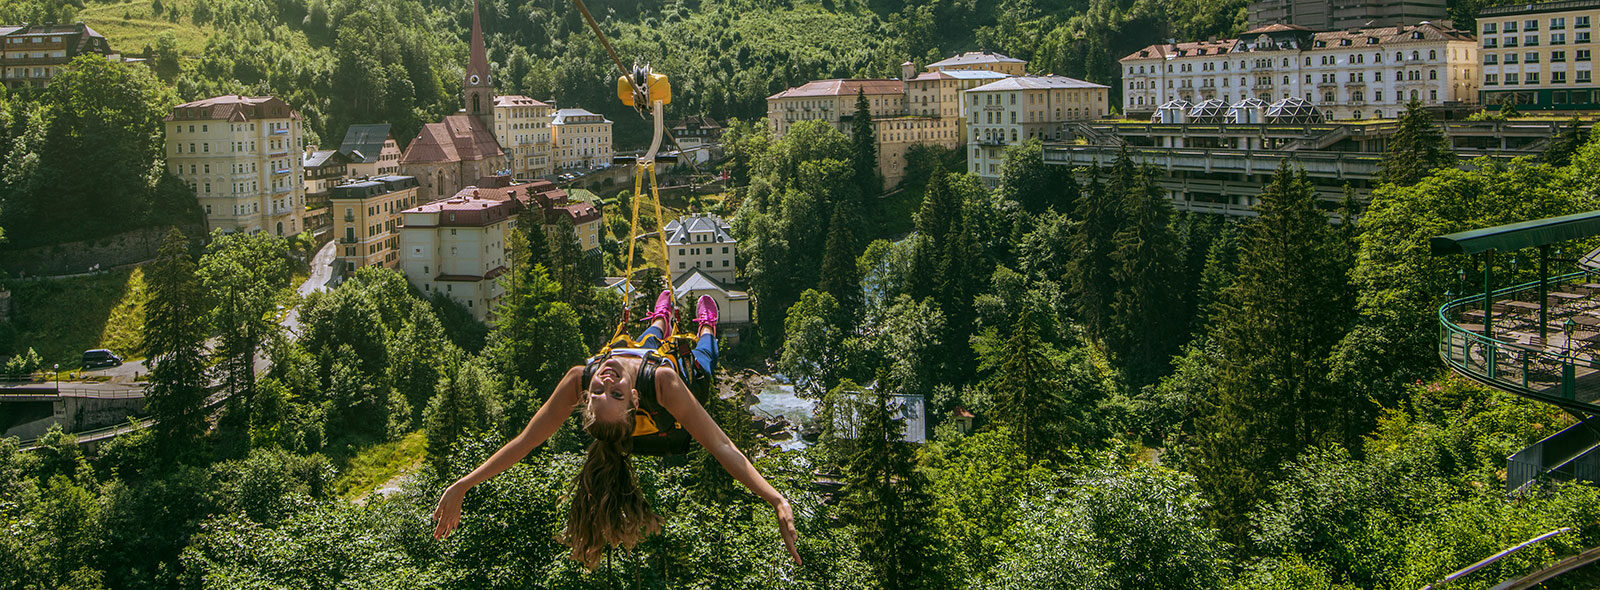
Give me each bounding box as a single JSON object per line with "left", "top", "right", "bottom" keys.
{"left": 53, "top": 363, "right": 59, "bottom": 393}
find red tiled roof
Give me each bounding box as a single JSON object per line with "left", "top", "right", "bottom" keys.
{"left": 166, "top": 95, "right": 300, "bottom": 122}
{"left": 400, "top": 114, "right": 502, "bottom": 164}
{"left": 1242, "top": 23, "right": 1313, "bottom": 34}
{"left": 1120, "top": 39, "right": 1238, "bottom": 62}
{"left": 494, "top": 94, "right": 550, "bottom": 108}
{"left": 768, "top": 79, "right": 903, "bottom": 100}
{"left": 404, "top": 196, "right": 514, "bottom": 227}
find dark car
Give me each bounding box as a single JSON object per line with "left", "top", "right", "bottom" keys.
{"left": 81, "top": 349, "right": 122, "bottom": 369}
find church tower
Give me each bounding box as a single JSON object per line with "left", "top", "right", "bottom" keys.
{"left": 463, "top": 0, "right": 494, "bottom": 131}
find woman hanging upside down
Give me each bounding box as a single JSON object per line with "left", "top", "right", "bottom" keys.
{"left": 430, "top": 290, "right": 802, "bottom": 568}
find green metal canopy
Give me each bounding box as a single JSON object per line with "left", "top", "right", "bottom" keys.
{"left": 1430, "top": 210, "right": 1600, "bottom": 256}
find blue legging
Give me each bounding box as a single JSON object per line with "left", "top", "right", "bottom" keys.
{"left": 639, "top": 325, "right": 718, "bottom": 375}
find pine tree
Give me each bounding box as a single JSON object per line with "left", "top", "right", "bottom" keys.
{"left": 197, "top": 230, "right": 289, "bottom": 415}
{"left": 1543, "top": 116, "right": 1588, "bottom": 167}
{"left": 487, "top": 260, "right": 585, "bottom": 389}
{"left": 1191, "top": 162, "right": 1356, "bottom": 541}
{"left": 817, "top": 203, "right": 862, "bottom": 324}
{"left": 836, "top": 384, "right": 941, "bottom": 590}
{"left": 987, "top": 306, "right": 1065, "bottom": 462}
{"left": 1379, "top": 99, "right": 1455, "bottom": 186}
{"left": 850, "top": 89, "right": 881, "bottom": 197}
{"left": 1000, "top": 138, "right": 1079, "bottom": 214}
{"left": 1108, "top": 168, "right": 1184, "bottom": 388}
{"left": 1070, "top": 158, "right": 1126, "bottom": 338}
{"left": 424, "top": 350, "right": 499, "bottom": 477}
{"left": 143, "top": 228, "right": 208, "bottom": 458}
{"left": 909, "top": 168, "right": 959, "bottom": 301}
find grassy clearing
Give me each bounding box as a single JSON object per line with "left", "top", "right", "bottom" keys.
{"left": 4, "top": 268, "right": 143, "bottom": 368}
{"left": 100, "top": 267, "right": 149, "bottom": 359}
{"left": 330, "top": 430, "right": 428, "bottom": 500}
{"left": 77, "top": 0, "right": 216, "bottom": 55}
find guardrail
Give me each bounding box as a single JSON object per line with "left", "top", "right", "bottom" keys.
{"left": 1438, "top": 270, "right": 1600, "bottom": 412}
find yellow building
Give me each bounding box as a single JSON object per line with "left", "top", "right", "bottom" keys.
{"left": 331, "top": 175, "right": 418, "bottom": 273}
{"left": 1479, "top": 0, "right": 1600, "bottom": 110}
{"left": 551, "top": 108, "right": 614, "bottom": 170}
{"left": 966, "top": 75, "right": 1111, "bottom": 187}
{"left": 397, "top": 195, "right": 515, "bottom": 321}
{"left": 166, "top": 95, "right": 306, "bottom": 236}
{"left": 338, "top": 124, "right": 402, "bottom": 178}
{"left": 495, "top": 95, "right": 554, "bottom": 178}
{"left": 765, "top": 78, "right": 906, "bottom": 138}
{"left": 926, "top": 51, "right": 1028, "bottom": 76}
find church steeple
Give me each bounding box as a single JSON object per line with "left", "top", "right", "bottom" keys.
{"left": 463, "top": 0, "right": 494, "bottom": 130}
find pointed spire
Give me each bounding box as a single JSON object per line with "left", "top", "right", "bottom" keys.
{"left": 467, "top": 0, "right": 489, "bottom": 85}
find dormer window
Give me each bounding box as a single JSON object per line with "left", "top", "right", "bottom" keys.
{"left": 1340, "top": 38, "right": 1352, "bottom": 46}
{"left": 1367, "top": 37, "right": 1378, "bottom": 44}
{"left": 1411, "top": 31, "right": 1424, "bottom": 39}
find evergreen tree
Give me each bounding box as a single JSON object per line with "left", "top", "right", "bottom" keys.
{"left": 487, "top": 261, "right": 585, "bottom": 389}
{"left": 1543, "top": 116, "right": 1589, "bottom": 167}
{"left": 1070, "top": 160, "right": 1125, "bottom": 338}
{"left": 1378, "top": 99, "right": 1455, "bottom": 186}
{"left": 143, "top": 228, "right": 209, "bottom": 458}
{"left": 985, "top": 306, "right": 1066, "bottom": 462}
{"left": 817, "top": 204, "right": 862, "bottom": 324}
{"left": 1191, "top": 162, "right": 1356, "bottom": 540}
{"left": 1192, "top": 222, "right": 1240, "bottom": 335}
{"left": 389, "top": 306, "right": 448, "bottom": 423}
{"left": 836, "top": 383, "right": 941, "bottom": 590}
{"left": 424, "top": 351, "right": 500, "bottom": 477}
{"left": 1108, "top": 168, "right": 1184, "bottom": 388}
{"left": 909, "top": 168, "right": 960, "bottom": 301}
{"left": 850, "top": 89, "right": 881, "bottom": 196}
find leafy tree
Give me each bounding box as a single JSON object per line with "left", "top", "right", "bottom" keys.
{"left": 779, "top": 289, "right": 846, "bottom": 399}
{"left": 1378, "top": 99, "right": 1455, "bottom": 186}
{"left": 198, "top": 230, "right": 290, "bottom": 415}
{"left": 1192, "top": 163, "right": 1355, "bottom": 540}
{"left": 0, "top": 56, "right": 191, "bottom": 248}
{"left": 389, "top": 304, "right": 449, "bottom": 422}
{"left": 424, "top": 350, "right": 502, "bottom": 478}
{"left": 850, "top": 89, "right": 881, "bottom": 196}
{"left": 144, "top": 228, "right": 210, "bottom": 458}
{"left": 1000, "top": 138, "right": 1078, "bottom": 214}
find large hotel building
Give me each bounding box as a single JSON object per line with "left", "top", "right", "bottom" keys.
{"left": 766, "top": 51, "right": 1107, "bottom": 188}
{"left": 166, "top": 95, "right": 307, "bottom": 236}
{"left": 1121, "top": 21, "right": 1479, "bottom": 120}
{"left": 1479, "top": 0, "right": 1600, "bottom": 110}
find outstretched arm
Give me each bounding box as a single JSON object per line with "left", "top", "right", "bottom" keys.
{"left": 433, "top": 364, "right": 585, "bottom": 539}
{"left": 657, "top": 368, "right": 802, "bottom": 565}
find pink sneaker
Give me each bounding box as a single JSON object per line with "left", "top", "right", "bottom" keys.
{"left": 694, "top": 295, "right": 719, "bottom": 327}
{"left": 644, "top": 289, "right": 674, "bottom": 323}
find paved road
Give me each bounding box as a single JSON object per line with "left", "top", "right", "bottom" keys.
{"left": 282, "top": 240, "right": 336, "bottom": 338}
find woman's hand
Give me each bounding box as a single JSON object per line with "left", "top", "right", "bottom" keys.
{"left": 773, "top": 497, "right": 801, "bottom": 565}
{"left": 432, "top": 483, "right": 467, "bottom": 540}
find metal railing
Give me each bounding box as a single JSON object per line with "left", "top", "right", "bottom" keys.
{"left": 1438, "top": 270, "right": 1600, "bottom": 411}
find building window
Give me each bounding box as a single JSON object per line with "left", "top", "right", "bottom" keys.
{"left": 1485, "top": 54, "right": 1498, "bottom": 64}
{"left": 1580, "top": 71, "right": 1593, "bottom": 83}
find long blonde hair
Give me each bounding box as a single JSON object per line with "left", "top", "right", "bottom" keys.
{"left": 562, "top": 397, "right": 663, "bottom": 569}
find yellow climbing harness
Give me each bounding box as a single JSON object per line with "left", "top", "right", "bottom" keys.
{"left": 601, "top": 66, "right": 696, "bottom": 359}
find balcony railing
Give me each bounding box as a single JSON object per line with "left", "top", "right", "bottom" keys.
{"left": 1438, "top": 270, "right": 1600, "bottom": 412}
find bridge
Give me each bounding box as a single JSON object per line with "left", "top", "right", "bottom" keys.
{"left": 0, "top": 382, "right": 149, "bottom": 446}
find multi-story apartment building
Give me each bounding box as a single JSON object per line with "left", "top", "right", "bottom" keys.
{"left": 1248, "top": 0, "right": 1447, "bottom": 31}
{"left": 1, "top": 23, "right": 114, "bottom": 90}
{"left": 551, "top": 108, "right": 614, "bottom": 170}
{"left": 331, "top": 175, "right": 417, "bottom": 273}
{"left": 886, "top": 66, "right": 1009, "bottom": 186}
{"left": 1122, "top": 22, "right": 1478, "bottom": 120}
{"left": 166, "top": 95, "right": 306, "bottom": 236}
{"left": 664, "top": 215, "right": 737, "bottom": 284}
{"left": 494, "top": 95, "right": 555, "bottom": 179}
{"left": 1479, "top": 0, "right": 1600, "bottom": 110}
{"left": 459, "top": 176, "right": 604, "bottom": 252}
{"left": 302, "top": 148, "right": 350, "bottom": 232}
{"left": 925, "top": 51, "right": 1028, "bottom": 76}
{"left": 966, "top": 75, "right": 1111, "bottom": 186}
{"left": 338, "top": 124, "right": 401, "bottom": 178}
{"left": 765, "top": 78, "right": 906, "bottom": 138}
{"left": 397, "top": 195, "right": 515, "bottom": 321}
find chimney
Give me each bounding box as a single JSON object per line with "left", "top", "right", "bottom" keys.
{"left": 901, "top": 60, "right": 916, "bottom": 82}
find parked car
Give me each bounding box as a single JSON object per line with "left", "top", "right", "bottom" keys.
{"left": 81, "top": 349, "right": 122, "bottom": 369}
